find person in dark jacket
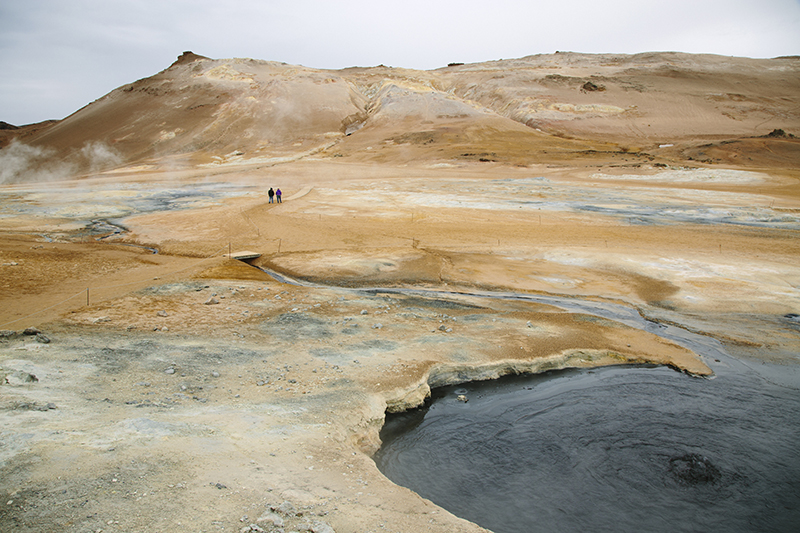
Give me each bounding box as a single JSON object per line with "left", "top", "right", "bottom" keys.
{"left": 268, "top": 188, "right": 274, "bottom": 203}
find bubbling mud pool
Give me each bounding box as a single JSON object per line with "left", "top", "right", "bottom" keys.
{"left": 375, "top": 357, "right": 800, "bottom": 533}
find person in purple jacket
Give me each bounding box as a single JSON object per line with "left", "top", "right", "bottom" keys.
{"left": 276, "top": 188, "right": 282, "bottom": 203}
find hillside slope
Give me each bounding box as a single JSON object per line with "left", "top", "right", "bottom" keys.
{"left": 3, "top": 51, "right": 800, "bottom": 181}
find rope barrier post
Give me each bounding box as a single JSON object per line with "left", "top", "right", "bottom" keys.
{"left": 0, "top": 243, "right": 234, "bottom": 330}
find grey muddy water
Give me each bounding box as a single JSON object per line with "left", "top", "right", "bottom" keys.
{"left": 375, "top": 353, "right": 800, "bottom": 533}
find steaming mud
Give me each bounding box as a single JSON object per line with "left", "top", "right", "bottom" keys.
{"left": 0, "top": 181, "right": 255, "bottom": 220}
{"left": 376, "top": 357, "right": 800, "bottom": 533}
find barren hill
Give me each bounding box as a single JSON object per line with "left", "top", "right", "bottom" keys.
{"left": 4, "top": 51, "right": 799, "bottom": 182}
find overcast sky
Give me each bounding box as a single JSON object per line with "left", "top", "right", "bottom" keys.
{"left": 1, "top": 0, "right": 798, "bottom": 126}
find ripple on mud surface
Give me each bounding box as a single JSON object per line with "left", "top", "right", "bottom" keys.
{"left": 376, "top": 363, "right": 800, "bottom": 533}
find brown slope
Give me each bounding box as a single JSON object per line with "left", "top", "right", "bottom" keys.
{"left": 21, "top": 53, "right": 367, "bottom": 172}
{"left": 10, "top": 51, "right": 800, "bottom": 181}
{"left": 0, "top": 119, "right": 58, "bottom": 149}
{"left": 316, "top": 79, "right": 628, "bottom": 167}
{"left": 431, "top": 52, "right": 800, "bottom": 144}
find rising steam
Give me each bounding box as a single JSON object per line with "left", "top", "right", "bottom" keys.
{"left": 79, "top": 141, "right": 122, "bottom": 173}
{"left": 0, "top": 140, "right": 122, "bottom": 184}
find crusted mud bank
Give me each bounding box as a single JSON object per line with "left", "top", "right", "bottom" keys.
{"left": 379, "top": 348, "right": 709, "bottom": 417}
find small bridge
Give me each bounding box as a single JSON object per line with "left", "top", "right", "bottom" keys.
{"left": 223, "top": 251, "right": 261, "bottom": 260}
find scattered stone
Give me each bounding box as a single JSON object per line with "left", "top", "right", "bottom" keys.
{"left": 0, "top": 330, "right": 16, "bottom": 339}
{"left": 256, "top": 511, "right": 284, "bottom": 528}
{"left": 212, "top": 482, "right": 227, "bottom": 490}
{"left": 23, "top": 327, "right": 41, "bottom": 335}
{"left": 211, "top": 371, "right": 220, "bottom": 378}
{"left": 204, "top": 298, "right": 220, "bottom": 305}
{"left": 438, "top": 325, "right": 448, "bottom": 332}
{"left": 764, "top": 128, "right": 795, "bottom": 138}
{"left": 527, "top": 321, "right": 533, "bottom": 328}
{"left": 360, "top": 309, "right": 368, "bottom": 315}
{"left": 92, "top": 317, "right": 111, "bottom": 324}
{"left": 457, "top": 395, "right": 468, "bottom": 403}
{"left": 157, "top": 310, "right": 168, "bottom": 317}
{"left": 309, "top": 521, "right": 335, "bottom": 533}
{"left": 372, "top": 323, "right": 383, "bottom": 329}
{"left": 4, "top": 370, "right": 38, "bottom": 386}
{"left": 164, "top": 367, "right": 176, "bottom": 375}
{"left": 35, "top": 334, "right": 50, "bottom": 344}
{"left": 275, "top": 501, "right": 297, "bottom": 516}
{"left": 581, "top": 80, "right": 605, "bottom": 92}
